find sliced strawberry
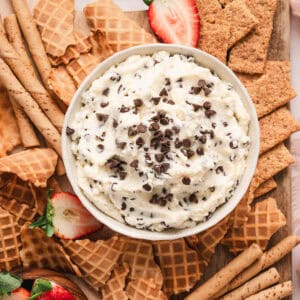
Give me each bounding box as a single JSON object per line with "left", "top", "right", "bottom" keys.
{"left": 36, "top": 282, "right": 75, "bottom": 300}
{"left": 148, "top": 0, "right": 200, "bottom": 47}
{"left": 2, "top": 288, "right": 30, "bottom": 300}
{"left": 30, "top": 191, "right": 102, "bottom": 240}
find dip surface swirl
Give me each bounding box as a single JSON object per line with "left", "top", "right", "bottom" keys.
{"left": 68, "top": 51, "right": 251, "bottom": 231}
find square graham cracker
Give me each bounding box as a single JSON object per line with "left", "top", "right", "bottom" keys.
{"left": 254, "top": 178, "right": 277, "bottom": 198}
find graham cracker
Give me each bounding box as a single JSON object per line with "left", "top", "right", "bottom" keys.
{"left": 259, "top": 107, "right": 300, "bottom": 154}
{"left": 224, "top": 0, "right": 259, "bottom": 48}
{"left": 196, "top": 0, "right": 230, "bottom": 63}
{"left": 254, "top": 178, "right": 277, "bottom": 198}
{"left": 228, "top": 0, "right": 277, "bottom": 74}
{"left": 239, "top": 61, "right": 297, "bottom": 118}
{"left": 0, "top": 87, "right": 21, "bottom": 157}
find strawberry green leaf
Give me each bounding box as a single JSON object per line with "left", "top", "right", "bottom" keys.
{"left": 29, "top": 279, "right": 52, "bottom": 300}
{"left": 0, "top": 272, "right": 22, "bottom": 295}
{"left": 143, "top": 0, "right": 153, "bottom": 5}
{"left": 29, "top": 190, "right": 55, "bottom": 237}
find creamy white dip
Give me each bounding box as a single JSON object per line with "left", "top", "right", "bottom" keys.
{"left": 68, "top": 51, "right": 251, "bottom": 231}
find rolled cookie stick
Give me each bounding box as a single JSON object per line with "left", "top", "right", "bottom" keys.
{"left": 0, "top": 24, "right": 64, "bottom": 132}
{"left": 11, "top": 0, "right": 52, "bottom": 89}
{"left": 215, "top": 235, "right": 300, "bottom": 298}
{"left": 0, "top": 58, "right": 61, "bottom": 156}
{"left": 186, "top": 243, "right": 263, "bottom": 300}
{"left": 220, "top": 268, "right": 280, "bottom": 300}
{"left": 245, "top": 281, "right": 293, "bottom": 300}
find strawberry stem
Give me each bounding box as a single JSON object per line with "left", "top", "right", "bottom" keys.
{"left": 143, "top": 0, "right": 153, "bottom": 6}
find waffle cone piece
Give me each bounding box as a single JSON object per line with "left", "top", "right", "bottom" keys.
{"left": 186, "top": 215, "right": 230, "bottom": 265}
{"left": 0, "top": 87, "right": 21, "bottom": 157}
{"left": 126, "top": 278, "right": 168, "bottom": 300}
{"left": 101, "top": 263, "right": 129, "bottom": 300}
{"left": 153, "top": 238, "right": 204, "bottom": 296}
{"left": 223, "top": 198, "right": 286, "bottom": 254}
{"left": 0, "top": 207, "right": 22, "bottom": 271}
{"left": 20, "top": 224, "right": 80, "bottom": 275}
{"left": 120, "top": 237, "right": 163, "bottom": 288}
{"left": 0, "top": 148, "right": 58, "bottom": 188}
{"left": 33, "top": 0, "right": 76, "bottom": 57}
{"left": 84, "top": 0, "right": 156, "bottom": 52}
{"left": 61, "top": 237, "right": 123, "bottom": 289}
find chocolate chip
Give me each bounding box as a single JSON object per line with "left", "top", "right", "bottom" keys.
{"left": 182, "top": 138, "right": 191, "bottom": 148}
{"left": 121, "top": 202, "right": 127, "bottom": 210}
{"left": 128, "top": 126, "right": 138, "bottom": 137}
{"left": 230, "top": 141, "right": 238, "bottom": 149}
{"left": 143, "top": 183, "right": 152, "bottom": 191}
{"left": 120, "top": 105, "right": 130, "bottom": 113}
{"left": 117, "top": 142, "right": 127, "bottom": 149}
{"left": 198, "top": 79, "right": 206, "bottom": 88}
{"left": 117, "top": 84, "right": 123, "bottom": 94}
{"left": 203, "top": 101, "right": 211, "bottom": 110}
{"left": 199, "top": 135, "right": 207, "bottom": 144}
{"left": 172, "top": 126, "right": 180, "bottom": 134}
{"left": 110, "top": 73, "right": 121, "bottom": 82}
{"left": 153, "top": 164, "right": 162, "bottom": 174}
{"left": 182, "top": 177, "right": 191, "bottom": 185}
{"left": 155, "top": 153, "right": 164, "bottom": 162}
{"left": 190, "top": 86, "right": 201, "bottom": 94}
{"left": 136, "top": 137, "right": 145, "bottom": 148}
{"left": 176, "top": 78, "right": 183, "bottom": 82}
{"left": 204, "top": 87, "right": 211, "bottom": 96}
{"left": 97, "top": 144, "right": 104, "bottom": 151}
{"left": 158, "top": 110, "right": 166, "bottom": 118}
{"left": 223, "top": 122, "right": 228, "bottom": 127}
{"left": 193, "top": 104, "right": 202, "bottom": 112}
{"left": 167, "top": 100, "right": 175, "bottom": 105}
{"left": 189, "top": 194, "right": 198, "bottom": 203}
{"left": 159, "top": 88, "right": 168, "bottom": 96}
{"left": 212, "top": 122, "right": 217, "bottom": 128}
{"left": 102, "top": 88, "right": 110, "bottom": 96}
{"left": 151, "top": 97, "right": 160, "bottom": 105}
{"left": 209, "top": 186, "right": 216, "bottom": 192}
{"left": 160, "top": 118, "right": 169, "bottom": 125}
{"left": 66, "top": 127, "right": 74, "bottom": 136}
{"left": 130, "top": 160, "right": 139, "bottom": 168}
{"left": 113, "top": 119, "right": 118, "bottom": 128}
{"left": 161, "top": 163, "right": 170, "bottom": 173}
{"left": 119, "top": 171, "right": 127, "bottom": 180}
{"left": 149, "top": 122, "right": 160, "bottom": 132}
{"left": 196, "top": 147, "right": 204, "bottom": 156}
{"left": 181, "top": 148, "right": 195, "bottom": 158}
{"left": 134, "top": 99, "right": 143, "bottom": 107}
{"left": 165, "top": 78, "right": 171, "bottom": 85}
{"left": 164, "top": 129, "right": 173, "bottom": 138}
{"left": 150, "top": 138, "right": 160, "bottom": 149}
{"left": 137, "top": 124, "right": 147, "bottom": 133}
{"left": 100, "top": 102, "right": 109, "bottom": 108}
{"left": 205, "top": 109, "right": 216, "bottom": 118}
{"left": 207, "top": 82, "right": 214, "bottom": 88}
{"left": 175, "top": 138, "right": 183, "bottom": 148}
{"left": 96, "top": 113, "right": 109, "bottom": 122}
{"left": 216, "top": 166, "right": 224, "bottom": 174}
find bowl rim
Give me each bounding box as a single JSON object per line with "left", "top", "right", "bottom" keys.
{"left": 62, "top": 43, "right": 260, "bottom": 241}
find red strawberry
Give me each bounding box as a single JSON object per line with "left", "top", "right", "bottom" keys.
{"left": 2, "top": 288, "right": 30, "bottom": 300}
{"left": 147, "top": 0, "right": 200, "bottom": 47}
{"left": 36, "top": 283, "right": 75, "bottom": 300}
{"left": 30, "top": 191, "right": 103, "bottom": 240}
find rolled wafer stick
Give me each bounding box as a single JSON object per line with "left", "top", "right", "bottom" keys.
{"left": 0, "top": 58, "right": 61, "bottom": 156}
{"left": 11, "top": 0, "right": 52, "bottom": 89}
{"left": 215, "top": 235, "right": 300, "bottom": 298}
{"left": 220, "top": 268, "right": 280, "bottom": 300}
{"left": 186, "top": 244, "right": 263, "bottom": 300}
{"left": 245, "top": 281, "right": 293, "bottom": 300}
{"left": 0, "top": 22, "right": 64, "bottom": 132}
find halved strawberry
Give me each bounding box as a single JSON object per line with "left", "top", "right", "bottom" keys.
{"left": 2, "top": 288, "right": 30, "bottom": 300}
{"left": 147, "top": 0, "right": 200, "bottom": 47}
{"left": 30, "top": 191, "right": 103, "bottom": 240}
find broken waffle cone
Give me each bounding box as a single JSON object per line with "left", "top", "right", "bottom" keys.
{"left": 0, "top": 207, "right": 22, "bottom": 271}
{"left": 120, "top": 236, "right": 163, "bottom": 288}
{"left": 83, "top": 0, "right": 156, "bottom": 52}
{"left": 61, "top": 236, "right": 124, "bottom": 289}
{"left": 20, "top": 224, "right": 81, "bottom": 275}
{"left": 0, "top": 86, "right": 21, "bottom": 157}
{"left": 186, "top": 215, "right": 230, "bottom": 265}
{"left": 48, "top": 66, "right": 77, "bottom": 106}
{"left": 89, "top": 31, "right": 113, "bottom": 59}
{"left": 49, "top": 31, "right": 92, "bottom": 66}
{"left": 33, "top": 0, "right": 76, "bottom": 57}
{"left": 0, "top": 148, "right": 58, "bottom": 188}
{"left": 101, "top": 263, "right": 129, "bottom": 300}
{"left": 126, "top": 278, "right": 168, "bottom": 300}
{"left": 223, "top": 198, "right": 286, "bottom": 254}
{"left": 153, "top": 238, "right": 204, "bottom": 296}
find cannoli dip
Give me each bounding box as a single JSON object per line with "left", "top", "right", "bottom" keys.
{"left": 68, "top": 51, "right": 251, "bottom": 231}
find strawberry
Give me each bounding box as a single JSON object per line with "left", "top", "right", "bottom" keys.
{"left": 146, "top": 0, "right": 200, "bottom": 47}
{"left": 30, "top": 191, "right": 103, "bottom": 240}
{"left": 2, "top": 288, "right": 30, "bottom": 300}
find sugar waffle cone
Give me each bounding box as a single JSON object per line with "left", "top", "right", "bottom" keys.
{"left": 0, "top": 86, "right": 21, "bottom": 157}
{"left": 186, "top": 215, "right": 230, "bottom": 265}
{"left": 126, "top": 278, "right": 168, "bottom": 300}
{"left": 153, "top": 238, "right": 204, "bottom": 296}
{"left": 83, "top": 0, "right": 156, "bottom": 52}
{"left": 61, "top": 236, "right": 123, "bottom": 289}
{"left": 101, "top": 263, "right": 129, "bottom": 300}
{"left": 120, "top": 237, "right": 163, "bottom": 288}
{"left": 20, "top": 224, "right": 81, "bottom": 275}
{"left": 33, "top": 0, "right": 76, "bottom": 57}
{"left": 49, "top": 31, "right": 92, "bottom": 66}
{"left": 0, "top": 207, "right": 22, "bottom": 271}
{"left": 0, "top": 148, "right": 58, "bottom": 188}
{"left": 223, "top": 198, "right": 286, "bottom": 254}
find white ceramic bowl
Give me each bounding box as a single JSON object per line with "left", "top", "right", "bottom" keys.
{"left": 62, "top": 44, "right": 260, "bottom": 241}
